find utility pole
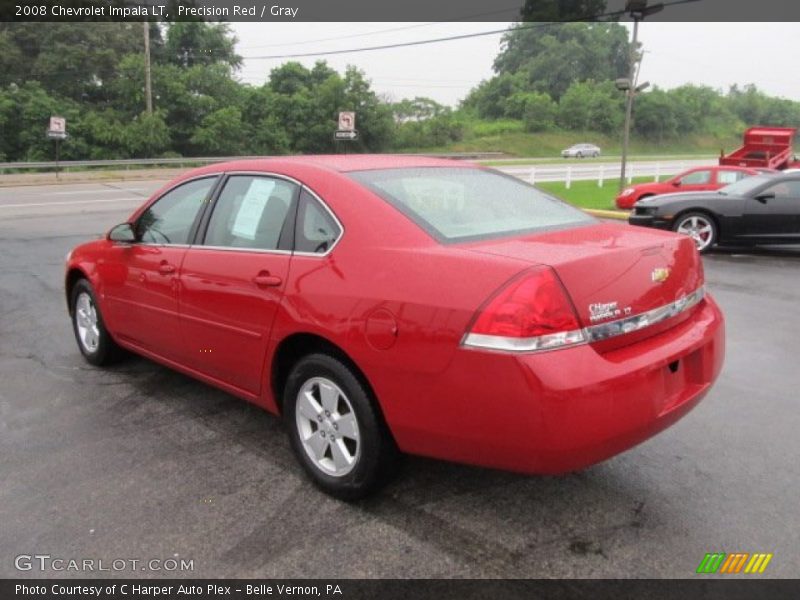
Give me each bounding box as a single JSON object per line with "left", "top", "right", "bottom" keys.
{"left": 618, "top": 1, "right": 663, "bottom": 194}
{"left": 143, "top": 22, "right": 153, "bottom": 115}
{"left": 618, "top": 17, "right": 639, "bottom": 193}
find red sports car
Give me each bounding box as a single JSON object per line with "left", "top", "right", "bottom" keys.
{"left": 65, "top": 156, "right": 725, "bottom": 498}
{"left": 615, "top": 165, "right": 769, "bottom": 209}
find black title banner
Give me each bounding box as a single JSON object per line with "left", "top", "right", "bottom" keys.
{"left": 4, "top": 0, "right": 800, "bottom": 22}
{"left": 4, "top": 580, "right": 800, "bottom": 600}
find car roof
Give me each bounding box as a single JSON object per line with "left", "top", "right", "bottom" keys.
{"left": 190, "top": 154, "right": 474, "bottom": 175}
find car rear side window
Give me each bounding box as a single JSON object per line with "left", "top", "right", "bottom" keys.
{"left": 349, "top": 167, "right": 592, "bottom": 243}
{"left": 136, "top": 177, "right": 216, "bottom": 245}
{"left": 204, "top": 175, "right": 298, "bottom": 251}
{"left": 717, "top": 170, "right": 746, "bottom": 185}
{"left": 294, "top": 190, "right": 341, "bottom": 254}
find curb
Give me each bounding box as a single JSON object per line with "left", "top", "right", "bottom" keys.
{"left": 584, "top": 208, "right": 629, "bottom": 220}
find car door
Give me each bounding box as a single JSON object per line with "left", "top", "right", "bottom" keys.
{"left": 178, "top": 174, "right": 298, "bottom": 396}
{"left": 742, "top": 179, "right": 800, "bottom": 240}
{"left": 100, "top": 176, "right": 218, "bottom": 359}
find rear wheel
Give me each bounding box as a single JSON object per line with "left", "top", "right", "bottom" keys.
{"left": 576, "top": 151, "right": 583, "bottom": 158}
{"left": 673, "top": 212, "right": 717, "bottom": 253}
{"left": 284, "top": 353, "right": 397, "bottom": 500}
{"left": 70, "top": 279, "right": 123, "bottom": 365}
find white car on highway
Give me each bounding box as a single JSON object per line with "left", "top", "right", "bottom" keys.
{"left": 561, "top": 143, "right": 601, "bottom": 158}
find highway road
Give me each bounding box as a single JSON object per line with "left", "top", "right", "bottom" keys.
{"left": 1, "top": 179, "right": 799, "bottom": 578}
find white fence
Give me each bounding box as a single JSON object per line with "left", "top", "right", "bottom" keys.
{"left": 497, "top": 158, "right": 712, "bottom": 188}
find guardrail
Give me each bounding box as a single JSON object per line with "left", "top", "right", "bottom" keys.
{"left": 0, "top": 152, "right": 508, "bottom": 172}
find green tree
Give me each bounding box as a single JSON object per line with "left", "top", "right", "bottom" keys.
{"left": 190, "top": 106, "right": 245, "bottom": 155}
{"left": 493, "top": 22, "right": 629, "bottom": 100}
{"left": 557, "top": 80, "right": 624, "bottom": 134}
{"left": 163, "top": 22, "right": 241, "bottom": 69}
{"left": 506, "top": 91, "right": 557, "bottom": 131}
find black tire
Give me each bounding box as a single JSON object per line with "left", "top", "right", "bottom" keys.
{"left": 672, "top": 212, "right": 718, "bottom": 254}
{"left": 284, "top": 353, "right": 397, "bottom": 500}
{"left": 70, "top": 279, "right": 124, "bottom": 366}
{"left": 576, "top": 151, "right": 583, "bottom": 158}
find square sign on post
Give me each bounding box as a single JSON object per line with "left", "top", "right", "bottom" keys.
{"left": 335, "top": 111, "right": 358, "bottom": 141}
{"left": 47, "top": 116, "right": 67, "bottom": 139}
{"left": 338, "top": 112, "right": 355, "bottom": 131}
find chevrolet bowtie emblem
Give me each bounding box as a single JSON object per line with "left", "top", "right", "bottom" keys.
{"left": 651, "top": 268, "right": 670, "bottom": 283}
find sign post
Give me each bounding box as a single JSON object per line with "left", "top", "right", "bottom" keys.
{"left": 47, "top": 116, "right": 67, "bottom": 180}
{"left": 335, "top": 112, "right": 358, "bottom": 152}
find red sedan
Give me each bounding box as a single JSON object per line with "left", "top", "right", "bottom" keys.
{"left": 65, "top": 156, "right": 725, "bottom": 498}
{"left": 615, "top": 165, "right": 768, "bottom": 209}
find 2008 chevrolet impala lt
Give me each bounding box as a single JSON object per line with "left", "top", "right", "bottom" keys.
{"left": 65, "top": 156, "right": 725, "bottom": 498}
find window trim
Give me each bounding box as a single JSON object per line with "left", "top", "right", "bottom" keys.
{"left": 293, "top": 188, "right": 344, "bottom": 256}
{"left": 192, "top": 171, "right": 345, "bottom": 258}
{"left": 133, "top": 174, "right": 222, "bottom": 248}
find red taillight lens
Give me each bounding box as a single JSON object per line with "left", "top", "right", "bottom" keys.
{"left": 464, "top": 267, "right": 586, "bottom": 352}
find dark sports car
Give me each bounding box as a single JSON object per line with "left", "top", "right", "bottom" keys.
{"left": 628, "top": 173, "right": 800, "bottom": 253}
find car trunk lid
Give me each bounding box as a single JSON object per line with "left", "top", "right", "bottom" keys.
{"left": 464, "top": 222, "right": 704, "bottom": 348}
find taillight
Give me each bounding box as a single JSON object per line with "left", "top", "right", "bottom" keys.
{"left": 462, "top": 267, "right": 586, "bottom": 352}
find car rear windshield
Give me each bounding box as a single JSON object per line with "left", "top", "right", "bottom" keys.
{"left": 348, "top": 167, "right": 593, "bottom": 243}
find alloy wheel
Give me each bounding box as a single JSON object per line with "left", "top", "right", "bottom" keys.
{"left": 74, "top": 292, "right": 100, "bottom": 353}
{"left": 295, "top": 377, "right": 361, "bottom": 477}
{"left": 676, "top": 215, "right": 714, "bottom": 252}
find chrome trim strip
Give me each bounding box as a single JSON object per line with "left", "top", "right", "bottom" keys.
{"left": 585, "top": 286, "right": 704, "bottom": 343}
{"left": 462, "top": 286, "right": 705, "bottom": 353}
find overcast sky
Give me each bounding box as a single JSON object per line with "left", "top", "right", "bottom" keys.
{"left": 230, "top": 22, "right": 800, "bottom": 106}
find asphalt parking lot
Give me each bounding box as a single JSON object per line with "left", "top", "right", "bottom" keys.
{"left": 1, "top": 180, "right": 798, "bottom": 578}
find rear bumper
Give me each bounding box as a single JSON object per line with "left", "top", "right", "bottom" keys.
{"left": 628, "top": 213, "right": 674, "bottom": 231}
{"left": 383, "top": 295, "right": 725, "bottom": 474}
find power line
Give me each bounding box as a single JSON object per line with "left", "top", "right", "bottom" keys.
{"left": 237, "top": 6, "right": 526, "bottom": 50}
{"left": 242, "top": 0, "right": 700, "bottom": 61}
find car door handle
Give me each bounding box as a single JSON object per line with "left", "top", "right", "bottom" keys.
{"left": 158, "top": 262, "right": 176, "bottom": 275}
{"left": 252, "top": 272, "right": 282, "bottom": 287}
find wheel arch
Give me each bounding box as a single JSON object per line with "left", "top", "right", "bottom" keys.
{"left": 672, "top": 207, "right": 721, "bottom": 232}
{"left": 65, "top": 267, "right": 90, "bottom": 315}
{"left": 270, "top": 333, "right": 386, "bottom": 424}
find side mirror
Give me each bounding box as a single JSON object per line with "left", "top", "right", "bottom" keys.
{"left": 108, "top": 222, "right": 136, "bottom": 243}
{"left": 672, "top": 180, "right": 681, "bottom": 187}
{"left": 755, "top": 191, "right": 775, "bottom": 204}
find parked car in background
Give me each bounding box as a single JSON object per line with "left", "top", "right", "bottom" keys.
{"left": 628, "top": 172, "right": 800, "bottom": 253}
{"left": 561, "top": 143, "right": 600, "bottom": 158}
{"left": 616, "top": 165, "right": 773, "bottom": 209}
{"left": 65, "top": 155, "right": 724, "bottom": 499}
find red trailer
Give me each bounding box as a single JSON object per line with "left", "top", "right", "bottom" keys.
{"left": 719, "top": 126, "right": 800, "bottom": 170}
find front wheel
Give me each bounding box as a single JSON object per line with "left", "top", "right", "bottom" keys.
{"left": 673, "top": 212, "right": 717, "bottom": 254}
{"left": 70, "top": 279, "right": 124, "bottom": 365}
{"left": 284, "top": 353, "right": 397, "bottom": 500}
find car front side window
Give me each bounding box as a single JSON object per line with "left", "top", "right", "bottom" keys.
{"left": 763, "top": 180, "right": 800, "bottom": 199}
{"left": 680, "top": 170, "right": 712, "bottom": 185}
{"left": 136, "top": 177, "right": 217, "bottom": 245}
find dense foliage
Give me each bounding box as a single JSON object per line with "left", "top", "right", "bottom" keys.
{"left": 1, "top": 21, "right": 799, "bottom": 161}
